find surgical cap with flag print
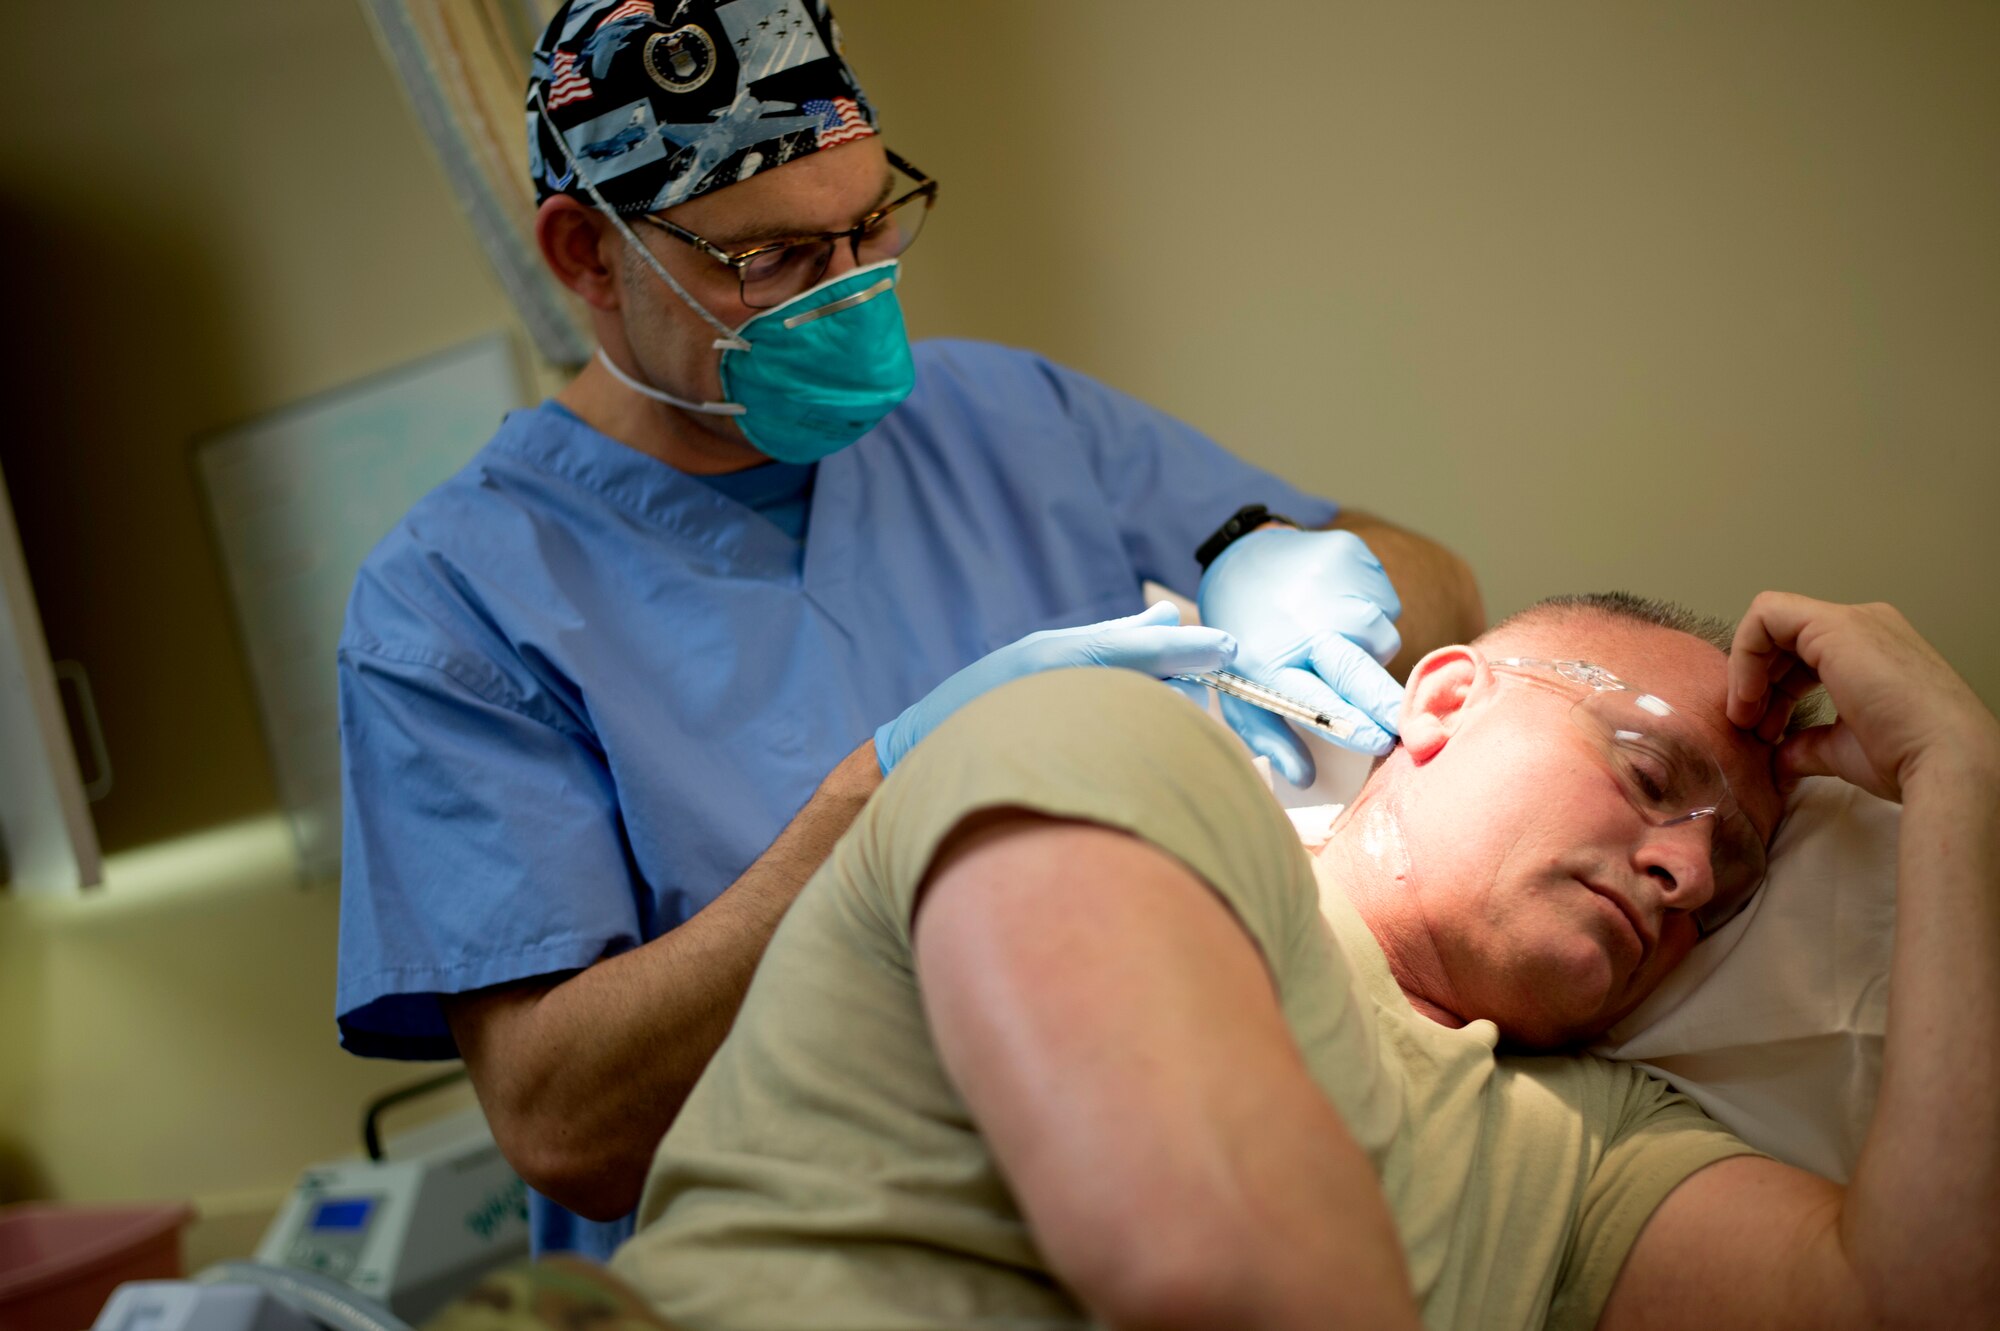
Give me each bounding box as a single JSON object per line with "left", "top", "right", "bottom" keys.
{"left": 526, "top": 0, "right": 880, "bottom": 216}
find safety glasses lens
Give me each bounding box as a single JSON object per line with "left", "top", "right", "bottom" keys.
{"left": 1576, "top": 692, "right": 1770, "bottom": 936}
{"left": 1693, "top": 819, "right": 1769, "bottom": 935}
{"left": 1583, "top": 693, "right": 1726, "bottom": 817}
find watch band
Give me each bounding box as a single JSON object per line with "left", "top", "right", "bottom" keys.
{"left": 1195, "top": 503, "right": 1301, "bottom": 571}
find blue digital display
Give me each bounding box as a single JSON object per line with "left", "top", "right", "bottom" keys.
{"left": 309, "top": 1198, "right": 375, "bottom": 1232}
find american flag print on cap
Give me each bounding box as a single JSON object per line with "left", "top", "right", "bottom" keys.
{"left": 805, "top": 97, "right": 874, "bottom": 149}
{"left": 547, "top": 50, "right": 594, "bottom": 109}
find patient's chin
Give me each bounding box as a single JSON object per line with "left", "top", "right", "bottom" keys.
{"left": 1500, "top": 1013, "right": 1603, "bottom": 1052}
{"left": 1500, "top": 951, "right": 1621, "bottom": 1049}
{"left": 1570, "top": 935, "right": 1699, "bottom": 1042}
{"left": 1599, "top": 969, "right": 1674, "bottom": 1034}
{"left": 1501, "top": 1008, "right": 1621, "bottom": 1052}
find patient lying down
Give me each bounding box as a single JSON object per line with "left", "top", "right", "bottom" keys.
{"left": 604, "top": 592, "right": 1998, "bottom": 1331}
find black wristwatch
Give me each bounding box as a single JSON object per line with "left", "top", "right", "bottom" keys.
{"left": 1195, "top": 503, "right": 1301, "bottom": 571}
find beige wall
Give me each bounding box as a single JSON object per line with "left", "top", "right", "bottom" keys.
{"left": 841, "top": 0, "right": 2000, "bottom": 703}
{"left": 1, "top": 0, "right": 1994, "bottom": 1252}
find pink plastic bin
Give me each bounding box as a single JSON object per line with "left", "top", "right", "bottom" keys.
{"left": 0, "top": 1203, "right": 193, "bottom": 1331}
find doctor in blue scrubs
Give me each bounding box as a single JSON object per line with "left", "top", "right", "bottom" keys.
{"left": 335, "top": 0, "right": 1482, "bottom": 1261}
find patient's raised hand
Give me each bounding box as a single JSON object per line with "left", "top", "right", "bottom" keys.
{"left": 1727, "top": 591, "right": 2000, "bottom": 803}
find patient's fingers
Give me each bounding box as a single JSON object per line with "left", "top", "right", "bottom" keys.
{"left": 1752, "top": 659, "right": 1825, "bottom": 745}
{"left": 1730, "top": 593, "right": 1996, "bottom": 801}
{"left": 1728, "top": 592, "right": 1825, "bottom": 732}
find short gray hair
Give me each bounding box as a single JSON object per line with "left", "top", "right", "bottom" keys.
{"left": 1481, "top": 591, "right": 1834, "bottom": 731}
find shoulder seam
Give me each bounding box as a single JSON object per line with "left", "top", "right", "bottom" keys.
{"left": 339, "top": 640, "right": 590, "bottom": 742}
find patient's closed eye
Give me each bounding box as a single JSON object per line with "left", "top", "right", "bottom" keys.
{"left": 1615, "top": 747, "right": 1676, "bottom": 804}
{"left": 1634, "top": 764, "right": 1669, "bottom": 803}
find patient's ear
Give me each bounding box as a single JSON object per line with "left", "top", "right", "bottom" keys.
{"left": 1400, "top": 646, "right": 1482, "bottom": 763}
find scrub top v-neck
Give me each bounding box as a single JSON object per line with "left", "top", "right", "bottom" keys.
{"left": 680, "top": 449, "right": 815, "bottom": 543}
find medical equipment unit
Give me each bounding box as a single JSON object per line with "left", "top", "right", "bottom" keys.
{"left": 1176, "top": 669, "right": 1362, "bottom": 744}
{"left": 89, "top": 1075, "right": 526, "bottom": 1331}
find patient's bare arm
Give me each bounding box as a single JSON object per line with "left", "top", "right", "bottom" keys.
{"left": 1599, "top": 595, "right": 2000, "bottom": 1331}
{"left": 913, "top": 813, "right": 1423, "bottom": 1331}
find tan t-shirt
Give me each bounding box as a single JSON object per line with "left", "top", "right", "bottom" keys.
{"left": 612, "top": 669, "right": 1758, "bottom": 1330}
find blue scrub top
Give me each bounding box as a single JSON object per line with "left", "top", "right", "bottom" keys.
{"left": 334, "top": 338, "right": 1337, "bottom": 1255}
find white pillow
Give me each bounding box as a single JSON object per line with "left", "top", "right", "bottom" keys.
{"left": 1290, "top": 776, "right": 1898, "bottom": 1183}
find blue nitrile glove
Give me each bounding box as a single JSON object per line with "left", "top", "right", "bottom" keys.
{"left": 874, "top": 601, "right": 1236, "bottom": 773}
{"left": 1197, "top": 527, "right": 1406, "bottom": 782}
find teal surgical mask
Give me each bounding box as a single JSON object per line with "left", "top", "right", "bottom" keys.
{"left": 596, "top": 253, "right": 915, "bottom": 465}
{"left": 537, "top": 83, "right": 916, "bottom": 464}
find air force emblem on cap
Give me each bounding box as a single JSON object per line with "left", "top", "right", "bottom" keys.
{"left": 645, "top": 25, "right": 719, "bottom": 93}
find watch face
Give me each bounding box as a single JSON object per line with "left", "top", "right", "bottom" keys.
{"left": 1198, "top": 504, "right": 1276, "bottom": 569}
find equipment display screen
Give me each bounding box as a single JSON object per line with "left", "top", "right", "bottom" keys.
{"left": 309, "top": 1198, "right": 376, "bottom": 1232}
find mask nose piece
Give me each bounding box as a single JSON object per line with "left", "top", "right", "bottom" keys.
{"left": 783, "top": 275, "right": 896, "bottom": 329}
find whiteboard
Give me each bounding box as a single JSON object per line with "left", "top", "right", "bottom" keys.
{"left": 197, "top": 333, "right": 528, "bottom": 883}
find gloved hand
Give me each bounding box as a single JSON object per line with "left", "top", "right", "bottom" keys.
{"left": 875, "top": 601, "right": 1236, "bottom": 773}
{"left": 1197, "top": 527, "right": 1406, "bottom": 781}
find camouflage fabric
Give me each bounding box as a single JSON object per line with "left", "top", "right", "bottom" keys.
{"left": 422, "top": 1257, "right": 683, "bottom": 1331}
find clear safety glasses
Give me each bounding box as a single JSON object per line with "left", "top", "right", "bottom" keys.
{"left": 1488, "top": 658, "right": 1768, "bottom": 937}
{"left": 634, "top": 149, "right": 937, "bottom": 309}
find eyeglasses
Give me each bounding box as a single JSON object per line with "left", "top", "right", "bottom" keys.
{"left": 632, "top": 149, "right": 937, "bottom": 309}
{"left": 1488, "top": 657, "right": 1768, "bottom": 937}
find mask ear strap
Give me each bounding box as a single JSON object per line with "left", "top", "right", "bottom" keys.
{"left": 595, "top": 346, "right": 746, "bottom": 417}
{"left": 533, "top": 85, "right": 750, "bottom": 351}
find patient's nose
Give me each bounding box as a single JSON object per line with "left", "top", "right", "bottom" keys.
{"left": 1635, "top": 821, "right": 1718, "bottom": 912}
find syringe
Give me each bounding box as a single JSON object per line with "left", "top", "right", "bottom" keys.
{"left": 1172, "top": 670, "right": 1362, "bottom": 744}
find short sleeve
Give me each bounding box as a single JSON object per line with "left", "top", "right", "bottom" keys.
{"left": 851, "top": 666, "right": 1320, "bottom": 967}
{"left": 1546, "top": 1071, "right": 1767, "bottom": 1331}
{"left": 1029, "top": 355, "right": 1339, "bottom": 597}
{"left": 335, "top": 644, "right": 641, "bottom": 1059}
